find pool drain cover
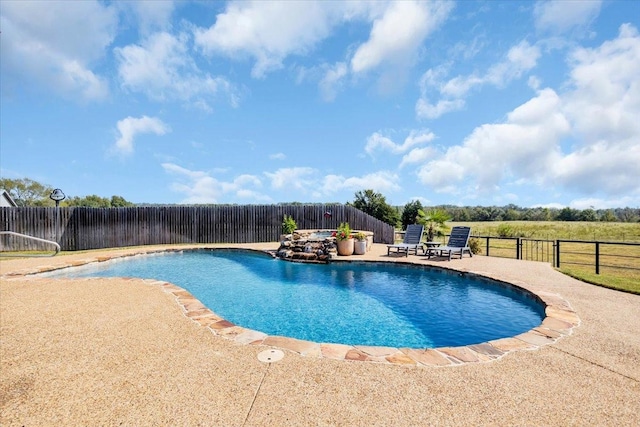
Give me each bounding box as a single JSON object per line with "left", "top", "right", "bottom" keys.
{"left": 258, "top": 349, "right": 284, "bottom": 363}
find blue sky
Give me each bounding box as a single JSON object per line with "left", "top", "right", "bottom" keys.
{"left": 1, "top": 0, "right": 639, "bottom": 209}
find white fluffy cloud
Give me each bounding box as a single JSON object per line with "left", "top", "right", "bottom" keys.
{"left": 534, "top": 0, "right": 602, "bottom": 34}
{"left": 261, "top": 167, "right": 402, "bottom": 201}
{"left": 162, "top": 163, "right": 268, "bottom": 203}
{"left": 0, "top": 0, "right": 117, "bottom": 100}
{"left": 552, "top": 23, "right": 640, "bottom": 196}
{"left": 350, "top": 1, "right": 452, "bottom": 74}
{"left": 319, "top": 62, "right": 348, "bottom": 102}
{"left": 416, "top": 40, "right": 541, "bottom": 119}
{"left": 321, "top": 171, "right": 401, "bottom": 195}
{"left": 269, "top": 153, "right": 286, "bottom": 160}
{"left": 418, "top": 88, "right": 569, "bottom": 192}
{"left": 114, "top": 116, "right": 170, "bottom": 155}
{"left": 162, "top": 164, "right": 403, "bottom": 203}
{"left": 569, "top": 195, "right": 638, "bottom": 210}
{"left": 122, "top": 0, "right": 176, "bottom": 35}
{"left": 400, "top": 147, "right": 437, "bottom": 169}
{"left": 564, "top": 24, "right": 640, "bottom": 143}
{"left": 264, "top": 167, "right": 317, "bottom": 191}
{"left": 194, "top": 0, "right": 450, "bottom": 101}
{"left": 194, "top": 1, "right": 340, "bottom": 78}
{"left": 415, "top": 98, "right": 465, "bottom": 121}
{"left": 365, "top": 130, "right": 435, "bottom": 155}
{"left": 415, "top": 24, "right": 640, "bottom": 203}
{"left": 115, "top": 32, "right": 237, "bottom": 111}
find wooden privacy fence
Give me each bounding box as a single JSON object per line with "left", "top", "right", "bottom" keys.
{"left": 0, "top": 205, "right": 395, "bottom": 251}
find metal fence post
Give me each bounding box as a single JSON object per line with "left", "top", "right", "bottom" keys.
{"left": 517, "top": 237, "right": 521, "bottom": 260}
{"left": 555, "top": 240, "right": 560, "bottom": 268}
{"left": 486, "top": 237, "right": 490, "bottom": 256}
{"left": 595, "top": 242, "right": 600, "bottom": 275}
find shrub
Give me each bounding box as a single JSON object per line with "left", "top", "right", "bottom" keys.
{"left": 495, "top": 223, "right": 532, "bottom": 238}
{"left": 496, "top": 223, "right": 515, "bottom": 237}
{"left": 282, "top": 215, "right": 297, "bottom": 234}
{"left": 469, "top": 238, "right": 482, "bottom": 254}
{"left": 354, "top": 231, "right": 366, "bottom": 241}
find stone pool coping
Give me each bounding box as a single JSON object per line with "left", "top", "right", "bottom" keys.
{"left": 3, "top": 245, "right": 579, "bottom": 367}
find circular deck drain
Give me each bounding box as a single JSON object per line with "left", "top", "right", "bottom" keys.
{"left": 257, "top": 349, "right": 284, "bottom": 363}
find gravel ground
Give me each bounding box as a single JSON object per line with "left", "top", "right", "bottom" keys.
{"left": 1, "top": 244, "right": 639, "bottom": 426}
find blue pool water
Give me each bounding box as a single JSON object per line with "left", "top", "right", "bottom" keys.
{"left": 49, "top": 249, "right": 545, "bottom": 348}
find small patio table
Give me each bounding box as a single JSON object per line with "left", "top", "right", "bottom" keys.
{"left": 422, "top": 241, "right": 441, "bottom": 256}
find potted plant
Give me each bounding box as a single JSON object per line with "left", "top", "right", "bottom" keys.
{"left": 416, "top": 208, "right": 450, "bottom": 242}
{"left": 281, "top": 215, "right": 297, "bottom": 241}
{"left": 353, "top": 231, "right": 367, "bottom": 255}
{"left": 282, "top": 215, "right": 297, "bottom": 234}
{"left": 334, "top": 222, "right": 354, "bottom": 256}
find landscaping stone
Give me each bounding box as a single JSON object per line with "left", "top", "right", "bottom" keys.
{"left": 275, "top": 229, "right": 373, "bottom": 263}
{"left": 276, "top": 230, "right": 336, "bottom": 263}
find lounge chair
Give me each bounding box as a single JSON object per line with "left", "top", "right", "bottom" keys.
{"left": 387, "top": 224, "right": 424, "bottom": 257}
{"left": 428, "top": 226, "right": 473, "bottom": 260}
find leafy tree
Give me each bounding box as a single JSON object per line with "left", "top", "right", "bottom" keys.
{"left": 110, "top": 195, "right": 135, "bottom": 207}
{"left": 503, "top": 205, "right": 521, "bottom": 221}
{"left": 557, "top": 207, "right": 578, "bottom": 221}
{"left": 416, "top": 208, "right": 451, "bottom": 241}
{"left": 0, "top": 178, "right": 54, "bottom": 206}
{"left": 349, "top": 189, "right": 400, "bottom": 227}
{"left": 449, "top": 207, "right": 471, "bottom": 221}
{"left": 470, "top": 207, "right": 492, "bottom": 221}
{"left": 65, "top": 194, "right": 134, "bottom": 207}
{"left": 523, "top": 207, "right": 551, "bottom": 221}
{"left": 0, "top": 177, "right": 136, "bottom": 208}
{"left": 485, "top": 206, "right": 503, "bottom": 221}
{"left": 64, "top": 195, "right": 109, "bottom": 207}
{"left": 63, "top": 194, "right": 135, "bottom": 207}
{"left": 400, "top": 200, "right": 423, "bottom": 230}
{"left": 599, "top": 210, "right": 617, "bottom": 222}
{"left": 578, "top": 209, "right": 597, "bottom": 222}
{"left": 616, "top": 207, "right": 639, "bottom": 223}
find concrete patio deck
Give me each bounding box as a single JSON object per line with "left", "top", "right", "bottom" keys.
{"left": 1, "top": 243, "right": 639, "bottom": 426}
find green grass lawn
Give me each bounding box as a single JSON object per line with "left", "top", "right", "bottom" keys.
{"left": 450, "top": 220, "right": 640, "bottom": 242}
{"left": 558, "top": 266, "right": 639, "bottom": 295}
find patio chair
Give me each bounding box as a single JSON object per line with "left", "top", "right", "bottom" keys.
{"left": 387, "top": 224, "right": 424, "bottom": 257}
{"left": 428, "top": 226, "right": 473, "bottom": 260}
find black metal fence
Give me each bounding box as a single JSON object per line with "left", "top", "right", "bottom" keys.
{"left": 555, "top": 240, "right": 640, "bottom": 275}
{"left": 468, "top": 235, "right": 640, "bottom": 275}
{"left": 0, "top": 205, "right": 396, "bottom": 251}
{"left": 475, "top": 236, "right": 555, "bottom": 263}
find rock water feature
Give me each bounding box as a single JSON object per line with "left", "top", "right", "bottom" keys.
{"left": 276, "top": 229, "right": 373, "bottom": 263}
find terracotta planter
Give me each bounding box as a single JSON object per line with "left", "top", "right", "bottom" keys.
{"left": 336, "top": 238, "right": 355, "bottom": 256}
{"left": 354, "top": 240, "right": 367, "bottom": 255}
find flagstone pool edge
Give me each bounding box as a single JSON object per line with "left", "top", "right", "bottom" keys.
{"left": 6, "top": 247, "right": 580, "bottom": 367}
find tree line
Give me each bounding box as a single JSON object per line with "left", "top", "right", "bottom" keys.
{"left": 2, "top": 179, "right": 638, "bottom": 224}
{"left": 398, "top": 201, "right": 639, "bottom": 226}
{"left": 350, "top": 191, "right": 639, "bottom": 228}
{"left": 0, "top": 178, "right": 134, "bottom": 208}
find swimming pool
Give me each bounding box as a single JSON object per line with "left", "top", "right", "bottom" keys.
{"left": 49, "top": 249, "right": 545, "bottom": 348}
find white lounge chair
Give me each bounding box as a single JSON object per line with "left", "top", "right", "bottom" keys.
{"left": 428, "top": 226, "right": 473, "bottom": 260}
{"left": 387, "top": 224, "right": 424, "bottom": 257}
